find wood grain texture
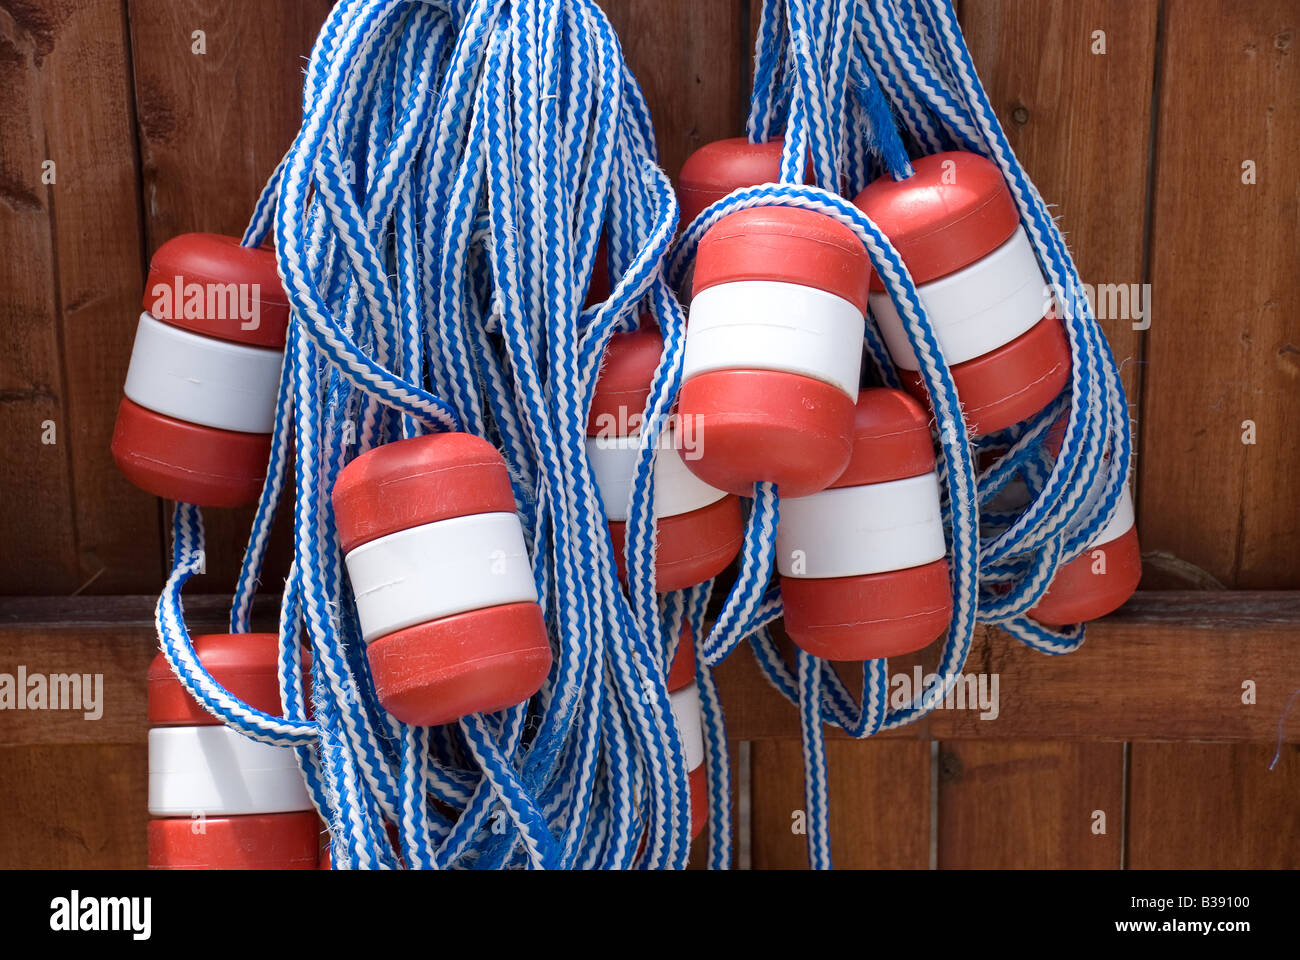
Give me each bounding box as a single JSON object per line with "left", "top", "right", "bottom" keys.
{"left": 937, "top": 741, "right": 1123, "bottom": 868}
{"left": 1126, "top": 0, "right": 1300, "bottom": 874}
{"left": 0, "top": 744, "right": 147, "bottom": 868}
{"left": 39, "top": 0, "right": 162, "bottom": 596}
{"left": 125, "top": 0, "right": 334, "bottom": 592}
{"left": 1140, "top": 0, "right": 1300, "bottom": 589}
{"left": 3, "top": 592, "right": 1294, "bottom": 748}
{"left": 1128, "top": 742, "right": 1300, "bottom": 869}
{"left": 0, "top": 594, "right": 268, "bottom": 747}
{"left": 710, "top": 592, "right": 1300, "bottom": 743}
{"left": 0, "top": 1, "right": 121, "bottom": 594}
{"left": 600, "top": 0, "right": 749, "bottom": 183}
{"left": 750, "top": 738, "right": 930, "bottom": 869}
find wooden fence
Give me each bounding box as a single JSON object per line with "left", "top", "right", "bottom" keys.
{"left": 1, "top": 0, "right": 1296, "bottom": 868}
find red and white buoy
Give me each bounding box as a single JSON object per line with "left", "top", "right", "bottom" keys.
{"left": 112, "top": 234, "right": 290, "bottom": 507}
{"left": 587, "top": 325, "right": 743, "bottom": 591}
{"left": 679, "top": 206, "right": 871, "bottom": 498}
{"left": 1030, "top": 486, "right": 1140, "bottom": 624}
{"left": 778, "top": 388, "right": 952, "bottom": 660}
{"left": 1028, "top": 419, "right": 1141, "bottom": 624}
{"left": 666, "top": 630, "right": 708, "bottom": 841}
{"left": 677, "top": 137, "right": 791, "bottom": 229}
{"left": 854, "top": 152, "right": 1071, "bottom": 436}
{"left": 147, "top": 633, "right": 318, "bottom": 869}
{"left": 332, "top": 432, "right": 553, "bottom": 727}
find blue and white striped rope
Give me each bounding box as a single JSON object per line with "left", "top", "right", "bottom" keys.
{"left": 147, "top": 0, "right": 1129, "bottom": 871}
{"left": 151, "top": 0, "right": 715, "bottom": 871}
{"left": 671, "top": 0, "right": 1132, "bottom": 868}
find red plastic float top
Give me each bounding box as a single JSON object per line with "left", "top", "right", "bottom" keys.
{"left": 148, "top": 632, "right": 297, "bottom": 726}
{"left": 148, "top": 812, "right": 319, "bottom": 870}
{"left": 144, "top": 233, "right": 290, "bottom": 348}
{"left": 897, "top": 308, "right": 1072, "bottom": 437}
{"left": 364, "top": 602, "right": 551, "bottom": 727}
{"left": 832, "top": 388, "right": 936, "bottom": 488}
{"left": 781, "top": 559, "right": 952, "bottom": 661}
{"left": 586, "top": 323, "right": 664, "bottom": 436}
{"left": 111, "top": 398, "right": 273, "bottom": 507}
{"left": 676, "top": 369, "right": 857, "bottom": 498}
{"left": 677, "top": 137, "right": 790, "bottom": 228}
{"left": 693, "top": 206, "right": 872, "bottom": 312}
{"left": 854, "top": 151, "right": 1020, "bottom": 292}
{"left": 606, "top": 494, "right": 744, "bottom": 592}
{"left": 1030, "top": 526, "right": 1142, "bottom": 625}
{"left": 332, "top": 432, "right": 517, "bottom": 555}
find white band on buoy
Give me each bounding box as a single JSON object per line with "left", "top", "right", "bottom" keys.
{"left": 870, "top": 226, "right": 1047, "bottom": 370}
{"left": 123, "top": 312, "right": 283, "bottom": 434}
{"left": 343, "top": 511, "right": 538, "bottom": 643}
{"left": 584, "top": 434, "right": 727, "bottom": 522}
{"left": 148, "top": 725, "right": 311, "bottom": 817}
{"left": 669, "top": 683, "right": 705, "bottom": 772}
{"left": 683, "top": 280, "right": 864, "bottom": 399}
{"left": 776, "top": 471, "right": 947, "bottom": 578}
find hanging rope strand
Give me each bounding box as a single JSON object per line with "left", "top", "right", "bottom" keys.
{"left": 146, "top": 0, "right": 1130, "bottom": 871}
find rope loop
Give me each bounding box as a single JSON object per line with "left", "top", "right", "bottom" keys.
{"left": 147, "top": 0, "right": 1130, "bottom": 871}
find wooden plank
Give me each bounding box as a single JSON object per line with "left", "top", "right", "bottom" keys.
{"left": 0, "top": 744, "right": 147, "bottom": 868}
{"left": 750, "top": 738, "right": 931, "bottom": 868}
{"left": 3, "top": 591, "right": 1295, "bottom": 747}
{"left": 43, "top": 0, "right": 163, "bottom": 594}
{"left": 125, "top": 0, "right": 334, "bottom": 592}
{"left": 0, "top": 0, "right": 162, "bottom": 595}
{"left": 1128, "top": 0, "right": 1300, "bottom": 871}
{"left": 0, "top": 594, "right": 269, "bottom": 747}
{"left": 1140, "top": 0, "right": 1300, "bottom": 588}
{"left": 0, "top": 621, "right": 148, "bottom": 748}
{"left": 712, "top": 592, "right": 1300, "bottom": 743}
{"left": 937, "top": 742, "right": 1123, "bottom": 868}
{"left": 600, "top": 0, "right": 749, "bottom": 181}
{"left": 1128, "top": 742, "right": 1300, "bottom": 868}
{"left": 0, "top": 4, "right": 84, "bottom": 593}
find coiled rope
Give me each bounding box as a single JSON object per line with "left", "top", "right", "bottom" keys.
{"left": 666, "top": 0, "right": 1130, "bottom": 868}
{"left": 150, "top": 0, "right": 1130, "bottom": 871}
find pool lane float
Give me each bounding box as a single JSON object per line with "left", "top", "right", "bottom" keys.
{"left": 332, "top": 433, "right": 553, "bottom": 727}
{"left": 147, "top": 633, "right": 317, "bottom": 869}
{"left": 680, "top": 206, "right": 871, "bottom": 498}
{"left": 112, "top": 233, "right": 289, "bottom": 506}
{"left": 777, "top": 388, "right": 952, "bottom": 660}
{"left": 854, "top": 152, "right": 1071, "bottom": 436}
{"left": 587, "top": 325, "right": 743, "bottom": 591}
